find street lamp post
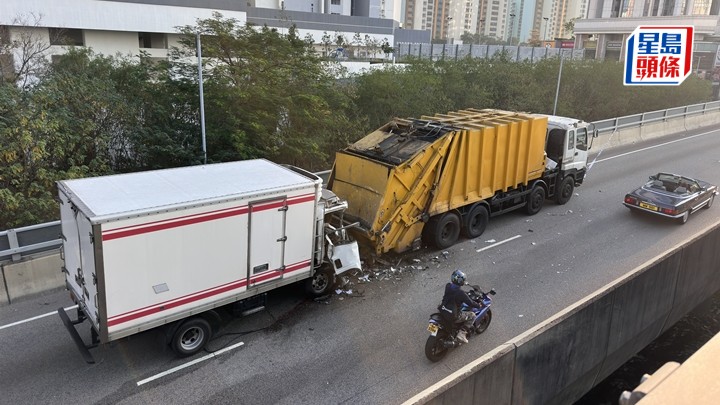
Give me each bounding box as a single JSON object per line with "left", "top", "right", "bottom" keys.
{"left": 697, "top": 56, "right": 704, "bottom": 75}
{"left": 553, "top": 50, "right": 565, "bottom": 116}
{"left": 196, "top": 32, "right": 207, "bottom": 165}
{"left": 543, "top": 17, "right": 549, "bottom": 43}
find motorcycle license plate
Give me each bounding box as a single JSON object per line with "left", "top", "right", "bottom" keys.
{"left": 427, "top": 323, "right": 438, "bottom": 336}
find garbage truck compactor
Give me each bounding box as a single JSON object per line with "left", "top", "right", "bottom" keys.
{"left": 327, "top": 108, "right": 596, "bottom": 254}
{"left": 57, "top": 159, "right": 361, "bottom": 361}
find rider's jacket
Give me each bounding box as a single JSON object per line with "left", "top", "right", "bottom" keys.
{"left": 440, "top": 283, "right": 480, "bottom": 318}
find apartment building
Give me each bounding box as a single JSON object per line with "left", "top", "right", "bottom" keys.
{"left": 575, "top": 0, "right": 720, "bottom": 63}
{"left": 403, "top": 0, "right": 590, "bottom": 45}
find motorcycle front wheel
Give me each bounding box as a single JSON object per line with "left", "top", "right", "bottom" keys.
{"left": 425, "top": 331, "right": 450, "bottom": 362}
{"left": 474, "top": 309, "right": 492, "bottom": 334}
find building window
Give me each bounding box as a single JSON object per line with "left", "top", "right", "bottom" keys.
{"left": 49, "top": 28, "right": 84, "bottom": 46}
{"left": 138, "top": 32, "right": 167, "bottom": 49}
{"left": 331, "top": 0, "right": 341, "bottom": 5}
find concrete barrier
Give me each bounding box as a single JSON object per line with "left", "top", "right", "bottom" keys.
{"left": 1, "top": 252, "right": 64, "bottom": 303}
{"left": 404, "top": 220, "right": 720, "bottom": 405}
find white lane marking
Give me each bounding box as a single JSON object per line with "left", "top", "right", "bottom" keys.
{"left": 136, "top": 341, "right": 245, "bottom": 386}
{"left": 0, "top": 305, "right": 78, "bottom": 331}
{"left": 593, "top": 129, "right": 718, "bottom": 165}
{"left": 475, "top": 235, "right": 522, "bottom": 253}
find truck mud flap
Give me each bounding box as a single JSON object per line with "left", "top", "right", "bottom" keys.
{"left": 57, "top": 307, "right": 96, "bottom": 364}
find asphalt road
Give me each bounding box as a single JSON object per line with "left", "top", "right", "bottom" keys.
{"left": 2, "top": 126, "right": 720, "bottom": 405}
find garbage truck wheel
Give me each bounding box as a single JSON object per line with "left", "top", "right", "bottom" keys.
{"left": 425, "top": 212, "right": 460, "bottom": 249}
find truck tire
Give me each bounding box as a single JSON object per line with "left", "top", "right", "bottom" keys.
{"left": 305, "top": 266, "right": 335, "bottom": 296}
{"left": 171, "top": 317, "right": 212, "bottom": 357}
{"left": 463, "top": 204, "right": 489, "bottom": 239}
{"left": 425, "top": 212, "right": 461, "bottom": 249}
{"left": 525, "top": 185, "right": 545, "bottom": 215}
{"left": 555, "top": 176, "right": 574, "bottom": 205}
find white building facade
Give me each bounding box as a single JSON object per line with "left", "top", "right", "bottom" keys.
{"left": 0, "top": 0, "right": 419, "bottom": 72}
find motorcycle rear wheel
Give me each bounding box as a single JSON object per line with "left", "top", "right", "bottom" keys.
{"left": 425, "top": 332, "right": 450, "bottom": 362}
{"left": 474, "top": 309, "right": 492, "bottom": 334}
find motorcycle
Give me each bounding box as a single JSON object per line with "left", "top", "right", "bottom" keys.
{"left": 425, "top": 284, "right": 496, "bottom": 362}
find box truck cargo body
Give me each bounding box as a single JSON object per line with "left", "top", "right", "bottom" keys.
{"left": 328, "top": 108, "right": 595, "bottom": 254}
{"left": 58, "top": 159, "right": 360, "bottom": 361}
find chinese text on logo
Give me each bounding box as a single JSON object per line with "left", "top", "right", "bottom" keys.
{"left": 624, "top": 26, "right": 694, "bottom": 86}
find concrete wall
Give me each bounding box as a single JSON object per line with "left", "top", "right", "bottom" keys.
{"left": 403, "top": 221, "right": 720, "bottom": 405}
{"left": 1, "top": 252, "right": 64, "bottom": 304}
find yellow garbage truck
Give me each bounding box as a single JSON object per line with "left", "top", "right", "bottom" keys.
{"left": 327, "top": 108, "right": 596, "bottom": 254}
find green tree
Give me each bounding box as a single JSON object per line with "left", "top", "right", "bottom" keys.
{"left": 174, "top": 14, "right": 362, "bottom": 169}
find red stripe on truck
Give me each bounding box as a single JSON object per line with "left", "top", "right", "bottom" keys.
{"left": 102, "top": 193, "right": 316, "bottom": 241}
{"left": 106, "top": 260, "right": 312, "bottom": 327}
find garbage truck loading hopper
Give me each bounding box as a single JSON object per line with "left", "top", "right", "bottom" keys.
{"left": 328, "top": 109, "right": 548, "bottom": 254}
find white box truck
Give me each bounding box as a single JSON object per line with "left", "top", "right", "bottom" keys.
{"left": 57, "top": 159, "right": 361, "bottom": 362}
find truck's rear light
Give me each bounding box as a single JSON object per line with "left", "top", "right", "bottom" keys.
{"left": 624, "top": 196, "right": 637, "bottom": 205}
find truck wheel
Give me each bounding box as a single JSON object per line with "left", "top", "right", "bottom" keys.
{"left": 171, "top": 317, "right": 211, "bottom": 357}
{"left": 305, "top": 266, "right": 335, "bottom": 296}
{"left": 525, "top": 186, "right": 545, "bottom": 215}
{"left": 463, "top": 204, "right": 488, "bottom": 239}
{"left": 555, "top": 176, "right": 574, "bottom": 205}
{"left": 426, "top": 212, "right": 461, "bottom": 249}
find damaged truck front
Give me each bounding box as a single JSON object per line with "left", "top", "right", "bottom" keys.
{"left": 328, "top": 108, "right": 596, "bottom": 254}
{"left": 57, "top": 159, "right": 361, "bottom": 362}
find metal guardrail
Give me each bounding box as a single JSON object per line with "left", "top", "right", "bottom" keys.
{"left": 2, "top": 100, "right": 718, "bottom": 264}
{"left": 0, "top": 221, "right": 62, "bottom": 263}
{"left": 592, "top": 101, "right": 720, "bottom": 135}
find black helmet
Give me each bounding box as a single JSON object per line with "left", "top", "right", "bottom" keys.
{"left": 451, "top": 270, "right": 466, "bottom": 286}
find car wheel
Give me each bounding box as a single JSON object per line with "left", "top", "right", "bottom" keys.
{"left": 555, "top": 176, "right": 574, "bottom": 205}
{"left": 706, "top": 195, "right": 714, "bottom": 209}
{"left": 462, "top": 204, "right": 489, "bottom": 239}
{"left": 679, "top": 211, "right": 689, "bottom": 224}
{"left": 525, "top": 185, "right": 545, "bottom": 216}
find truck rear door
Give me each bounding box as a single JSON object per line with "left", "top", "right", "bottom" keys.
{"left": 59, "top": 192, "right": 100, "bottom": 330}
{"left": 248, "top": 197, "right": 287, "bottom": 287}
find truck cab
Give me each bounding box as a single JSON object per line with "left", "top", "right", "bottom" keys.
{"left": 545, "top": 116, "right": 596, "bottom": 183}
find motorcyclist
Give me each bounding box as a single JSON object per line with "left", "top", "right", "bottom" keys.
{"left": 439, "top": 269, "right": 481, "bottom": 344}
